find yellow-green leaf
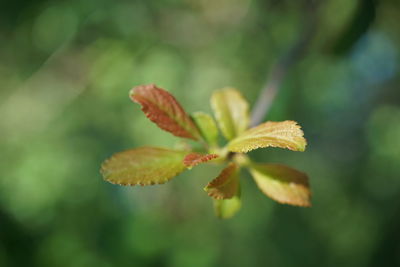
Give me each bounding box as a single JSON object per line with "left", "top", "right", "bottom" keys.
{"left": 249, "top": 163, "right": 311, "bottom": 207}
{"left": 192, "top": 112, "right": 219, "bottom": 146}
{"left": 205, "top": 163, "right": 239, "bottom": 199}
{"left": 210, "top": 88, "right": 249, "bottom": 140}
{"left": 130, "top": 84, "right": 201, "bottom": 140}
{"left": 213, "top": 193, "right": 241, "bottom": 219}
{"left": 101, "top": 147, "right": 187, "bottom": 186}
{"left": 228, "top": 120, "right": 306, "bottom": 153}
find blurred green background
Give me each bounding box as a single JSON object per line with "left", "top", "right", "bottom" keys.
{"left": 1, "top": 0, "right": 400, "bottom": 266}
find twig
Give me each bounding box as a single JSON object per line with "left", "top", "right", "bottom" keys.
{"left": 250, "top": 0, "right": 318, "bottom": 127}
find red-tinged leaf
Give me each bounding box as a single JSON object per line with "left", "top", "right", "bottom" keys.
{"left": 101, "top": 147, "right": 187, "bottom": 186}
{"left": 205, "top": 163, "right": 239, "bottom": 199}
{"left": 130, "top": 84, "right": 201, "bottom": 140}
{"left": 228, "top": 120, "right": 307, "bottom": 153}
{"left": 183, "top": 153, "right": 219, "bottom": 168}
{"left": 249, "top": 163, "right": 311, "bottom": 207}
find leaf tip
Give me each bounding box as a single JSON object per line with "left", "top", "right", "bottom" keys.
{"left": 129, "top": 83, "right": 155, "bottom": 101}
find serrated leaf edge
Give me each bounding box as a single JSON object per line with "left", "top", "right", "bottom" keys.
{"left": 183, "top": 153, "right": 219, "bottom": 168}
{"left": 205, "top": 163, "right": 239, "bottom": 200}
{"left": 228, "top": 120, "right": 307, "bottom": 153}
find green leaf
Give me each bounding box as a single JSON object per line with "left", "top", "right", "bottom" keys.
{"left": 228, "top": 120, "right": 306, "bottom": 153}
{"left": 213, "top": 193, "right": 241, "bottom": 219}
{"left": 192, "top": 112, "right": 219, "bottom": 146}
{"left": 249, "top": 163, "right": 311, "bottom": 207}
{"left": 210, "top": 88, "right": 249, "bottom": 140}
{"left": 101, "top": 147, "right": 187, "bottom": 186}
{"left": 205, "top": 163, "right": 239, "bottom": 199}
{"left": 130, "top": 84, "right": 201, "bottom": 140}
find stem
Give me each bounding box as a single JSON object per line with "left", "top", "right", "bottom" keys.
{"left": 250, "top": 0, "right": 318, "bottom": 127}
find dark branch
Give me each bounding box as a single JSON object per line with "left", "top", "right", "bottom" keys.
{"left": 250, "top": 0, "right": 319, "bottom": 127}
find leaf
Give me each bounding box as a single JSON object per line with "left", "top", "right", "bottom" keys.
{"left": 249, "top": 163, "right": 311, "bottom": 207}
{"left": 228, "top": 120, "right": 306, "bottom": 153}
{"left": 192, "top": 112, "right": 219, "bottom": 146}
{"left": 183, "top": 153, "right": 219, "bottom": 168}
{"left": 130, "top": 84, "right": 201, "bottom": 140}
{"left": 210, "top": 88, "right": 249, "bottom": 140}
{"left": 101, "top": 147, "right": 187, "bottom": 186}
{"left": 205, "top": 163, "right": 239, "bottom": 199}
{"left": 213, "top": 193, "right": 241, "bottom": 219}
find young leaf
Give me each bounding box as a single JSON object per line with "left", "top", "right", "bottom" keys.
{"left": 249, "top": 163, "right": 311, "bottom": 207}
{"left": 228, "top": 120, "right": 306, "bottom": 153}
{"left": 210, "top": 88, "right": 249, "bottom": 140}
{"left": 130, "top": 84, "right": 201, "bottom": 140}
{"left": 205, "top": 163, "right": 239, "bottom": 199}
{"left": 192, "top": 112, "right": 219, "bottom": 146}
{"left": 213, "top": 193, "right": 241, "bottom": 219}
{"left": 183, "top": 153, "right": 219, "bottom": 168}
{"left": 101, "top": 147, "right": 187, "bottom": 186}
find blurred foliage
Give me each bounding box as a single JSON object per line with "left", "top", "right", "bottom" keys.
{"left": 0, "top": 0, "right": 400, "bottom": 266}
